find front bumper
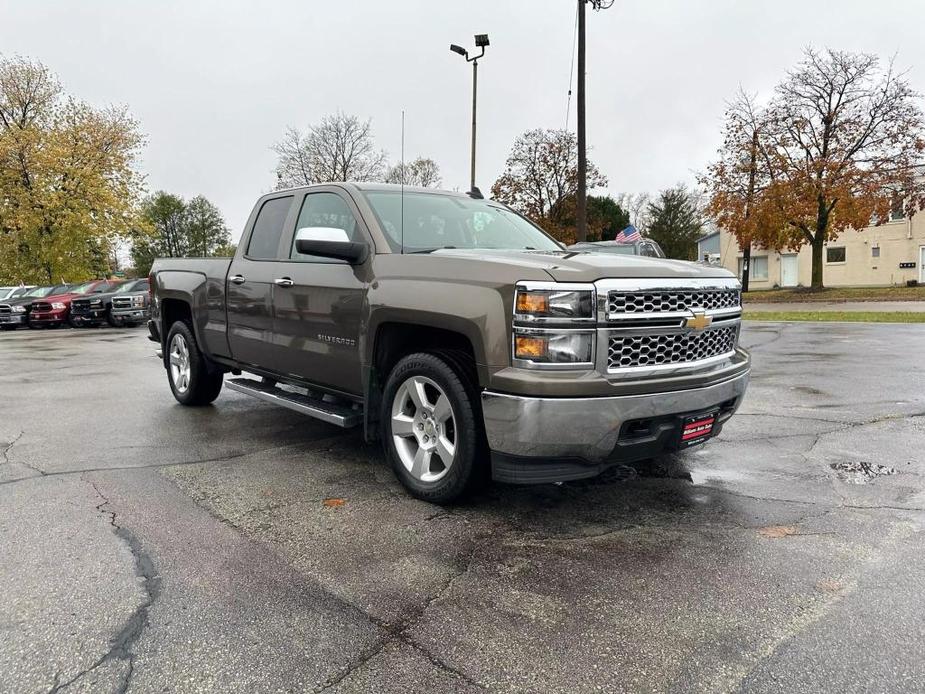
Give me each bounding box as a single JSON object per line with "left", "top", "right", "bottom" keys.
{"left": 29, "top": 310, "right": 66, "bottom": 325}
{"left": 0, "top": 314, "right": 27, "bottom": 325}
{"left": 71, "top": 308, "right": 107, "bottom": 324}
{"left": 111, "top": 308, "right": 147, "bottom": 322}
{"left": 481, "top": 366, "right": 750, "bottom": 483}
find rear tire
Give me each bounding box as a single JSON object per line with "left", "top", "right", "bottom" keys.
{"left": 380, "top": 352, "right": 486, "bottom": 504}
{"left": 165, "top": 321, "right": 224, "bottom": 406}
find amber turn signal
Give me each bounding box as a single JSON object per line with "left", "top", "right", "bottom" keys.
{"left": 516, "top": 291, "right": 549, "bottom": 315}
{"left": 514, "top": 335, "right": 548, "bottom": 359}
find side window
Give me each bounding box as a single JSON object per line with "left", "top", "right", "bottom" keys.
{"left": 290, "top": 192, "right": 360, "bottom": 262}
{"left": 247, "top": 196, "right": 293, "bottom": 259}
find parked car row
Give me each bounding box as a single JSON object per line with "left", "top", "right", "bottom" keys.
{"left": 0, "top": 278, "right": 150, "bottom": 331}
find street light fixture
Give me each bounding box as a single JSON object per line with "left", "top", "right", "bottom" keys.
{"left": 449, "top": 33, "right": 489, "bottom": 194}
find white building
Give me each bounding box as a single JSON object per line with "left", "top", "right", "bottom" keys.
{"left": 697, "top": 209, "right": 925, "bottom": 288}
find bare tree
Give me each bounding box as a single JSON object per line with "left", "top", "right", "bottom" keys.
{"left": 614, "top": 192, "right": 652, "bottom": 233}
{"left": 384, "top": 157, "right": 442, "bottom": 187}
{"left": 273, "top": 112, "right": 387, "bottom": 188}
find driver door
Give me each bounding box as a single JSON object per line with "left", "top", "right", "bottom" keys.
{"left": 270, "top": 189, "right": 371, "bottom": 395}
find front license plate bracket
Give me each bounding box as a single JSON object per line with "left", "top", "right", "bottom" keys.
{"left": 677, "top": 411, "right": 718, "bottom": 449}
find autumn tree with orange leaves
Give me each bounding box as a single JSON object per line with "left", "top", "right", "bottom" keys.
{"left": 492, "top": 129, "right": 606, "bottom": 244}
{"left": 705, "top": 48, "right": 925, "bottom": 289}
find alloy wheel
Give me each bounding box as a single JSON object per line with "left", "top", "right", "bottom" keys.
{"left": 391, "top": 375, "right": 457, "bottom": 483}
{"left": 169, "top": 333, "right": 191, "bottom": 394}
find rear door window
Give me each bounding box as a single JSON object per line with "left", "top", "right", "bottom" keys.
{"left": 247, "top": 196, "right": 294, "bottom": 260}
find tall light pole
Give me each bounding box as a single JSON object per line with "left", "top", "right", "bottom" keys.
{"left": 450, "top": 34, "right": 489, "bottom": 194}
{"left": 575, "top": 1, "right": 614, "bottom": 242}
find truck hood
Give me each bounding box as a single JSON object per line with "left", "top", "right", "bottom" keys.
{"left": 430, "top": 249, "right": 736, "bottom": 283}
{"left": 1, "top": 295, "right": 42, "bottom": 308}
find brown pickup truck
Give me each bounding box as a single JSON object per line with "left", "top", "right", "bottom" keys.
{"left": 149, "top": 183, "right": 750, "bottom": 502}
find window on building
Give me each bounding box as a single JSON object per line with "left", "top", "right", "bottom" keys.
{"left": 737, "top": 255, "right": 769, "bottom": 281}
{"left": 872, "top": 246, "right": 880, "bottom": 258}
{"left": 890, "top": 192, "right": 905, "bottom": 221}
{"left": 826, "top": 246, "right": 846, "bottom": 263}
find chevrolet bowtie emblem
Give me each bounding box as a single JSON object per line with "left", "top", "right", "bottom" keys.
{"left": 685, "top": 311, "right": 713, "bottom": 331}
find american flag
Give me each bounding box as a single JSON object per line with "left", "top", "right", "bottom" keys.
{"left": 614, "top": 225, "right": 641, "bottom": 243}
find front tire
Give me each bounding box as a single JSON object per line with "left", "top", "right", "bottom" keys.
{"left": 380, "top": 352, "right": 485, "bottom": 504}
{"left": 166, "top": 321, "right": 224, "bottom": 406}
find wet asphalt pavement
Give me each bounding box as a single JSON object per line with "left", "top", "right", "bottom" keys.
{"left": 1, "top": 322, "right": 924, "bottom": 694}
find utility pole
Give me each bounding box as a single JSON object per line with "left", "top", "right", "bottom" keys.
{"left": 741, "top": 129, "right": 759, "bottom": 293}
{"left": 576, "top": 0, "right": 588, "bottom": 241}
{"left": 574, "top": 0, "right": 613, "bottom": 242}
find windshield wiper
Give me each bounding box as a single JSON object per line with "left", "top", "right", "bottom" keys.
{"left": 406, "top": 246, "right": 457, "bottom": 254}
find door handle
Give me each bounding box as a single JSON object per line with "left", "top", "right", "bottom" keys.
{"left": 229, "top": 275, "right": 246, "bottom": 285}
{"left": 274, "top": 277, "right": 294, "bottom": 288}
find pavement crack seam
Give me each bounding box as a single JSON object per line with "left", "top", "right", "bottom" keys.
{"left": 0, "top": 430, "right": 47, "bottom": 478}
{"left": 0, "top": 435, "right": 350, "bottom": 488}
{"left": 49, "top": 482, "right": 161, "bottom": 694}
{"left": 310, "top": 528, "right": 495, "bottom": 693}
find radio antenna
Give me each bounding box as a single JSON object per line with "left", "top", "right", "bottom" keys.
{"left": 400, "top": 109, "right": 405, "bottom": 254}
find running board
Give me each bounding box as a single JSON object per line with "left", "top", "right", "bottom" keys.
{"left": 226, "top": 377, "right": 362, "bottom": 428}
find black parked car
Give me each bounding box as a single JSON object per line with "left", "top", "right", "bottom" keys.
{"left": 68, "top": 280, "right": 133, "bottom": 327}
{"left": 109, "top": 279, "right": 151, "bottom": 327}
{"left": 0, "top": 284, "right": 72, "bottom": 331}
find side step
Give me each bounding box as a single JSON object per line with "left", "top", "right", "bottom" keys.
{"left": 226, "top": 377, "right": 362, "bottom": 428}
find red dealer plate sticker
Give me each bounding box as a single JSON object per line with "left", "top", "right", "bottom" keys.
{"left": 678, "top": 412, "right": 717, "bottom": 448}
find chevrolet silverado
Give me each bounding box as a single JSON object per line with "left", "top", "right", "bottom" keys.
{"left": 149, "top": 183, "right": 750, "bottom": 502}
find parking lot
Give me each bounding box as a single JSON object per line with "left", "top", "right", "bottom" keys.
{"left": 1, "top": 322, "right": 924, "bottom": 693}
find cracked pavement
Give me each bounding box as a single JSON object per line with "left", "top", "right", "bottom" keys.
{"left": 0, "top": 322, "right": 924, "bottom": 693}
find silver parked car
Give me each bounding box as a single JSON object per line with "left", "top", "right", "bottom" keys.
{"left": 568, "top": 239, "right": 666, "bottom": 258}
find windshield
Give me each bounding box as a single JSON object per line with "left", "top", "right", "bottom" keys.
{"left": 24, "top": 286, "right": 53, "bottom": 298}
{"left": 587, "top": 244, "right": 638, "bottom": 255}
{"left": 362, "top": 191, "right": 563, "bottom": 253}
{"left": 0, "top": 287, "right": 14, "bottom": 299}
{"left": 68, "top": 281, "right": 98, "bottom": 295}
{"left": 114, "top": 280, "right": 146, "bottom": 293}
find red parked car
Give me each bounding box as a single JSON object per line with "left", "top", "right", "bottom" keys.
{"left": 28, "top": 280, "right": 124, "bottom": 328}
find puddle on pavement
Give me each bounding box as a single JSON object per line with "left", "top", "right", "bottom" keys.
{"left": 830, "top": 461, "right": 898, "bottom": 485}
{"left": 687, "top": 467, "right": 752, "bottom": 486}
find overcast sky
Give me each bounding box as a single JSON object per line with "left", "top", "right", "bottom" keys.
{"left": 2, "top": 0, "right": 924, "bottom": 241}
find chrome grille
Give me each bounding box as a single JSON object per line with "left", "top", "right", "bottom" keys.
{"left": 32, "top": 302, "right": 52, "bottom": 312}
{"left": 608, "top": 288, "right": 740, "bottom": 316}
{"left": 112, "top": 296, "right": 134, "bottom": 309}
{"left": 607, "top": 325, "right": 738, "bottom": 370}
{"left": 0, "top": 304, "right": 10, "bottom": 315}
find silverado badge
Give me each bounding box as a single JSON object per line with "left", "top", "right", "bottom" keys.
{"left": 684, "top": 311, "right": 713, "bottom": 331}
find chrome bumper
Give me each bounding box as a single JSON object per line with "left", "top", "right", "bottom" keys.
{"left": 481, "top": 367, "right": 749, "bottom": 464}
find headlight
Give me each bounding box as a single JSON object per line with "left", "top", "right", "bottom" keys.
{"left": 12, "top": 305, "right": 26, "bottom": 313}
{"left": 514, "top": 284, "right": 594, "bottom": 321}
{"left": 51, "top": 302, "right": 66, "bottom": 310}
{"left": 131, "top": 295, "right": 146, "bottom": 306}
{"left": 90, "top": 298, "right": 102, "bottom": 305}
{"left": 513, "top": 329, "right": 594, "bottom": 366}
